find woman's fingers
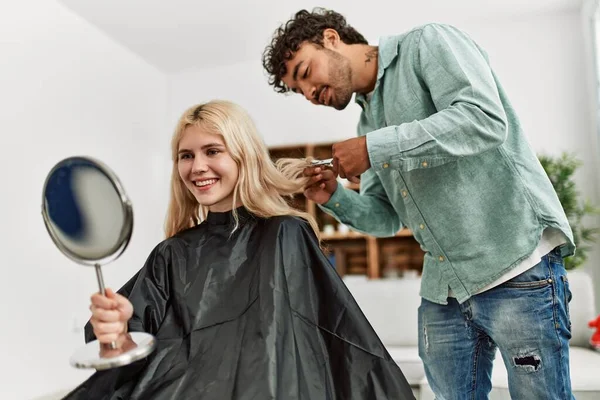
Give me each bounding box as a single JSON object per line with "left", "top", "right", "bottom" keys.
{"left": 96, "top": 332, "right": 121, "bottom": 344}
{"left": 90, "top": 292, "right": 118, "bottom": 309}
{"left": 113, "top": 293, "right": 134, "bottom": 320}
{"left": 90, "top": 318, "right": 126, "bottom": 343}
{"left": 90, "top": 288, "right": 132, "bottom": 322}
{"left": 90, "top": 320, "right": 124, "bottom": 335}
{"left": 89, "top": 305, "right": 121, "bottom": 322}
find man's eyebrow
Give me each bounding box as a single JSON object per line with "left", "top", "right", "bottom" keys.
{"left": 292, "top": 60, "right": 304, "bottom": 81}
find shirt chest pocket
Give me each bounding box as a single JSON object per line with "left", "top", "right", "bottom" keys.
{"left": 381, "top": 79, "right": 433, "bottom": 127}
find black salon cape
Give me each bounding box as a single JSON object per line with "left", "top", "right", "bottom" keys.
{"left": 63, "top": 208, "right": 414, "bottom": 400}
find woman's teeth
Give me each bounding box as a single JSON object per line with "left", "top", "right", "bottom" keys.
{"left": 195, "top": 179, "right": 217, "bottom": 187}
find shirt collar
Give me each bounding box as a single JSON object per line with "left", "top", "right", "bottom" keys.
{"left": 355, "top": 36, "right": 399, "bottom": 109}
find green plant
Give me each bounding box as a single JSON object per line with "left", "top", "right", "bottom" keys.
{"left": 538, "top": 152, "right": 600, "bottom": 269}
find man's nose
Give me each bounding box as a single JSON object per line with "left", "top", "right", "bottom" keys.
{"left": 301, "top": 84, "right": 317, "bottom": 103}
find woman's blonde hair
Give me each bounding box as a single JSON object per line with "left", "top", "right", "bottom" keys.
{"left": 164, "top": 100, "right": 318, "bottom": 241}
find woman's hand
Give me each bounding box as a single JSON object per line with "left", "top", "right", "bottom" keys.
{"left": 89, "top": 288, "right": 133, "bottom": 346}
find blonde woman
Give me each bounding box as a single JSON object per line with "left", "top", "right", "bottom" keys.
{"left": 64, "top": 100, "right": 414, "bottom": 400}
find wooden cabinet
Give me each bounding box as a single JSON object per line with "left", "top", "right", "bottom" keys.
{"left": 269, "top": 142, "right": 424, "bottom": 279}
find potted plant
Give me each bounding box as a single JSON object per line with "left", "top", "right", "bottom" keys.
{"left": 538, "top": 152, "right": 600, "bottom": 270}
{"left": 539, "top": 153, "right": 600, "bottom": 350}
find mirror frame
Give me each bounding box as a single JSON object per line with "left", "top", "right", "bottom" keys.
{"left": 41, "top": 156, "right": 134, "bottom": 267}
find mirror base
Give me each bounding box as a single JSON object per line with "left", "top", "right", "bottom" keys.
{"left": 69, "top": 332, "right": 156, "bottom": 370}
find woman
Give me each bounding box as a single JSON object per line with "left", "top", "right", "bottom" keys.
{"left": 64, "top": 100, "right": 414, "bottom": 399}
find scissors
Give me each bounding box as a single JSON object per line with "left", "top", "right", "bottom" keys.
{"left": 310, "top": 158, "right": 334, "bottom": 168}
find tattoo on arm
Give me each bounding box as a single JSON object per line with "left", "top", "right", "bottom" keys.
{"left": 365, "top": 48, "right": 378, "bottom": 64}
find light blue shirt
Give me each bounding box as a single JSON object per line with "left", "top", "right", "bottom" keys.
{"left": 321, "top": 23, "right": 575, "bottom": 305}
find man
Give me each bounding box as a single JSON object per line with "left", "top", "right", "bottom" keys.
{"left": 262, "top": 8, "right": 576, "bottom": 399}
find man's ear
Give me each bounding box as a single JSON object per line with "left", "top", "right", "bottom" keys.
{"left": 322, "top": 28, "right": 340, "bottom": 49}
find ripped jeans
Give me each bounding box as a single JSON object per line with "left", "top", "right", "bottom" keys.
{"left": 418, "top": 248, "right": 574, "bottom": 399}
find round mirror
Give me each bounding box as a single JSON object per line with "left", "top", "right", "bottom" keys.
{"left": 41, "top": 156, "right": 155, "bottom": 370}
{"left": 42, "top": 157, "right": 132, "bottom": 265}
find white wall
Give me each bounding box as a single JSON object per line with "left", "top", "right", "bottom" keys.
{"left": 169, "top": 10, "right": 600, "bottom": 306}
{"left": 0, "top": 1, "right": 169, "bottom": 398}
{"left": 581, "top": 1, "right": 600, "bottom": 313}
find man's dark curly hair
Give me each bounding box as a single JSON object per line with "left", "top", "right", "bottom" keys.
{"left": 262, "top": 8, "right": 368, "bottom": 93}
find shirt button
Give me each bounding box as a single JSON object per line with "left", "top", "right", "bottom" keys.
{"left": 335, "top": 203, "right": 340, "bottom": 207}
{"left": 438, "top": 256, "right": 444, "bottom": 262}
{"left": 401, "top": 190, "right": 408, "bottom": 198}
{"left": 383, "top": 162, "right": 389, "bottom": 169}
{"left": 419, "top": 224, "right": 425, "bottom": 230}
{"left": 422, "top": 161, "right": 428, "bottom": 167}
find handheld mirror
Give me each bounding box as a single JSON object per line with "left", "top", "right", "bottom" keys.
{"left": 41, "top": 156, "right": 155, "bottom": 370}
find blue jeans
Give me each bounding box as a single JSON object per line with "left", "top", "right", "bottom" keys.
{"left": 418, "top": 248, "right": 573, "bottom": 399}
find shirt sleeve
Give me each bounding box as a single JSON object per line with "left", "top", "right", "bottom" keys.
{"left": 367, "top": 23, "right": 508, "bottom": 173}
{"left": 319, "top": 166, "right": 403, "bottom": 237}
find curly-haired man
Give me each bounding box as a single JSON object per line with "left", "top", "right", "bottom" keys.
{"left": 263, "top": 8, "right": 575, "bottom": 399}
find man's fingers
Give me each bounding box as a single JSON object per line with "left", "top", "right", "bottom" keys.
{"left": 302, "top": 166, "right": 320, "bottom": 177}
{"left": 310, "top": 173, "right": 323, "bottom": 185}
{"left": 320, "top": 169, "right": 336, "bottom": 181}
{"left": 333, "top": 154, "right": 350, "bottom": 179}
{"left": 303, "top": 186, "right": 318, "bottom": 200}
{"left": 338, "top": 164, "right": 347, "bottom": 180}
{"left": 347, "top": 175, "right": 361, "bottom": 184}
{"left": 305, "top": 167, "right": 335, "bottom": 186}
{"left": 304, "top": 180, "right": 323, "bottom": 193}
{"left": 332, "top": 157, "right": 339, "bottom": 175}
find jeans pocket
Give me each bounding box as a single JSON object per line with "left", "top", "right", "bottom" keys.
{"left": 501, "top": 278, "right": 553, "bottom": 289}
{"left": 501, "top": 252, "right": 553, "bottom": 289}
{"left": 561, "top": 275, "right": 573, "bottom": 332}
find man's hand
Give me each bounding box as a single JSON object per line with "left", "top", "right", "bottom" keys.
{"left": 303, "top": 166, "right": 338, "bottom": 204}
{"left": 332, "top": 136, "right": 370, "bottom": 182}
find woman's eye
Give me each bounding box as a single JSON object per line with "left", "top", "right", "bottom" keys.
{"left": 179, "top": 153, "right": 192, "bottom": 160}
{"left": 207, "top": 149, "right": 220, "bottom": 156}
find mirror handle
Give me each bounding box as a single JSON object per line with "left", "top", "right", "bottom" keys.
{"left": 94, "top": 264, "right": 118, "bottom": 350}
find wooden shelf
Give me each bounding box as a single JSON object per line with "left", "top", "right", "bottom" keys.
{"left": 321, "top": 231, "right": 366, "bottom": 240}
{"left": 269, "top": 142, "right": 424, "bottom": 279}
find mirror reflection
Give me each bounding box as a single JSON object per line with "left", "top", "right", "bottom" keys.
{"left": 42, "top": 158, "right": 127, "bottom": 262}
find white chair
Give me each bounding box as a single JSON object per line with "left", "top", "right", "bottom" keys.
{"left": 343, "top": 276, "right": 424, "bottom": 389}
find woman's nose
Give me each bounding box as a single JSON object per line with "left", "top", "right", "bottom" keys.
{"left": 191, "top": 158, "right": 209, "bottom": 174}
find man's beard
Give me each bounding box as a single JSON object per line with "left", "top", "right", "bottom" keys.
{"left": 324, "top": 49, "right": 353, "bottom": 110}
